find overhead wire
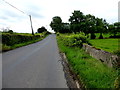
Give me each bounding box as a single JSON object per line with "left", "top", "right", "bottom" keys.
{"left": 2, "top": 0, "right": 41, "bottom": 33}
{"left": 2, "top": 0, "right": 29, "bottom": 16}
{"left": 3, "top": 0, "right": 43, "bottom": 33}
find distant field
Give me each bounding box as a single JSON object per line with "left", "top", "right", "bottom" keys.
{"left": 90, "top": 39, "right": 119, "bottom": 53}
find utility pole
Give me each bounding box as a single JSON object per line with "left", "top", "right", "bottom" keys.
{"left": 3, "top": 0, "right": 35, "bottom": 35}
{"left": 118, "top": 1, "right": 120, "bottom": 22}
{"left": 29, "top": 15, "right": 34, "bottom": 35}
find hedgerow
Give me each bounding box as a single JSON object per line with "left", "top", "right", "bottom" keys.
{"left": 2, "top": 33, "right": 40, "bottom": 46}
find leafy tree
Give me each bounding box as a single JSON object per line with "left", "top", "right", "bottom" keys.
{"left": 108, "top": 22, "right": 120, "bottom": 37}
{"left": 8, "top": 30, "right": 13, "bottom": 34}
{"left": 50, "top": 16, "right": 63, "bottom": 33}
{"left": 96, "top": 18, "right": 108, "bottom": 39}
{"left": 114, "top": 22, "right": 120, "bottom": 34}
{"left": 108, "top": 24, "right": 115, "bottom": 35}
{"left": 50, "top": 10, "right": 111, "bottom": 37}
{"left": 37, "top": 26, "right": 47, "bottom": 33}
{"left": 61, "top": 23, "right": 71, "bottom": 33}
{"left": 85, "top": 14, "right": 96, "bottom": 39}
{"left": 69, "top": 10, "right": 85, "bottom": 33}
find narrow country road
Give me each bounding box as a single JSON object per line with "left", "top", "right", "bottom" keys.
{"left": 2, "top": 34, "right": 68, "bottom": 88}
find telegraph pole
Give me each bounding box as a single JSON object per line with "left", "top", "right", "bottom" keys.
{"left": 3, "top": 0, "right": 35, "bottom": 35}
{"left": 29, "top": 15, "right": 34, "bottom": 35}
{"left": 118, "top": 1, "right": 120, "bottom": 22}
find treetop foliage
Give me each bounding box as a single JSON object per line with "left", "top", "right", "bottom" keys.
{"left": 50, "top": 10, "right": 120, "bottom": 38}
{"left": 37, "top": 26, "right": 47, "bottom": 33}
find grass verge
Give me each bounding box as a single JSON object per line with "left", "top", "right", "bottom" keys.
{"left": 57, "top": 35, "right": 117, "bottom": 88}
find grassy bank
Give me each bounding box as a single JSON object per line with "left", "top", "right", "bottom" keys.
{"left": 57, "top": 34, "right": 117, "bottom": 88}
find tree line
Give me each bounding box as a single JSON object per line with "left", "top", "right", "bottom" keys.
{"left": 50, "top": 10, "right": 120, "bottom": 39}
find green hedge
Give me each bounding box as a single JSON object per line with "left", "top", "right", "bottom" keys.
{"left": 2, "top": 33, "right": 40, "bottom": 46}
{"left": 59, "top": 33, "right": 90, "bottom": 48}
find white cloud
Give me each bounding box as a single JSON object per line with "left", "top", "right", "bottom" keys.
{"left": 0, "top": 0, "right": 119, "bottom": 33}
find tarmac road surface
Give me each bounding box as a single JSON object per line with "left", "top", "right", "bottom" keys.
{"left": 2, "top": 34, "right": 68, "bottom": 88}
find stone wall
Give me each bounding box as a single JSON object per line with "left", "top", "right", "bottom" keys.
{"left": 82, "top": 44, "right": 119, "bottom": 68}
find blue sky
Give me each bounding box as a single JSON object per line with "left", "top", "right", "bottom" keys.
{"left": 0, "top": 0, "right": 119, "bottom": 33}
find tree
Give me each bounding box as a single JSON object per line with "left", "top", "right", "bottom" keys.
{"left": 8, "top": 30, "right": 13, "bottom": 34}
{"left": 37, "top": 26, "right": 47, "bottom": 33}
{"left": 108, "top": 24, "right": 115, "bottom": 35}
{"left": 114, "top": 22, "right": 120, "bottom": 33}
{"left": 85, "top": 14, "right": 96, "bottom": 39}
{"left": 69, "top": 10, "right": 85, "bottom": 33}
{"left": 96, "top": 18, "right": 108, "bottom": 39}
{"left": 61, "top": 23, "right": 71, "bottom": 33}
{"left": 50, "top": 16, "right": 63, "bottom": 33}
{"left": 108, "top": 22, "right": 120, "bottom": 36}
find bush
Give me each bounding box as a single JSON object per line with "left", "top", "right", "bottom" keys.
{"left": 59, "top": 33, "right": 90, "bottom": 48}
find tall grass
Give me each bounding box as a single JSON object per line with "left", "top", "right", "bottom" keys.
{"left": 57, "top": 34, "right": 117, "bottom": 88}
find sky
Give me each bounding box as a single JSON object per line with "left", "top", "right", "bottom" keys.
{"left": 0, "top": 0, "right": 120, "bottom": 33}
